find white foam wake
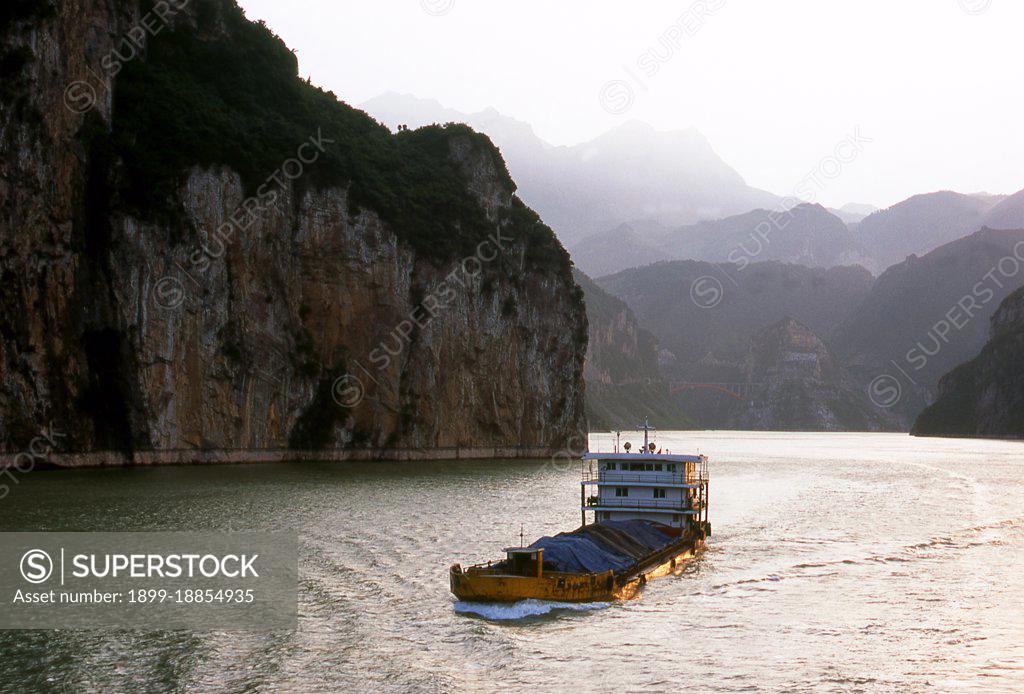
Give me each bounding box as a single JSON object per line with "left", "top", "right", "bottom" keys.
{"left": 453, "top": 599, "right": 612, "bottom": 621}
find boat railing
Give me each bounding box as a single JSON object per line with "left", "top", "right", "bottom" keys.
{"left": 581, "top": 471, "right": 707, "bottom": 486}
{"left": 584, "top": 497, "right": 700, "bottom": 512}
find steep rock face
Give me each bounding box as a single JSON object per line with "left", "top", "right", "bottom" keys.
{"left": 573, "top": 270, "right": 692, "bottom": 431}
{"left": 576, "top": 270, "right": 653, "bottom": 387}
{"left": 0, "top": 0, "right": 586, "bottom": 457}
{"left": 729, "top": 318, "right": 899, "bottom": 432}
{"left": 912, "top": 288, "right": 1024, "bottom": 438}
{"left": 833, "top": 227, "right": 1024, "bottom": 425}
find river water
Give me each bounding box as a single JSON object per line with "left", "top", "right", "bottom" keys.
{"left": 0, "top": 432, "right": 1022, "bottom": 693}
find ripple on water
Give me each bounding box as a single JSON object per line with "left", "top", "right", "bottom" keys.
{"left": 0, "top": 433, "right": 1023, "bottom": 692}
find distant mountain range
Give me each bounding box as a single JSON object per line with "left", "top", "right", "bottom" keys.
{"left": 572, "top": 203, "right": 870, "bottom": 277}
{"left": 913, "top": 284, "right": 1024, "bottom": 438}
{"left": 598, "top": 260, "right": 875, "bottom": 377}
{"left": 363, "top": 93, "right": 1024, "bottom": 286}
{"left": 363, "top": 92, "right": 1024, "bottom": 435}
{"left": 833, "top": 202, "right": 879, "bottom": 223}
{"left": 594, "top": 260, "right": 878, "bottom": 428}
{"left": 574, "top": 188, "right": 1024, "bottom": 277}
{"left": 833, "top": 227, "right": 1024, "bottom": 382}
{"left": 983, "top": 189, "right": 1024, "bottom": 230}
{"left": 361, "top": 92, "right": 779, "bottom": 244}
{"left": 832, "top": 227, "right": 1024, "bottom": 422}
{"left": 594, "top": 228, "right": 1024, "bottom": 429}
{"left": 854, "top": 191, "right": 1015, "bottom": 272}
{"left": 569, "top": 222, "right": 672, "bottom": 278}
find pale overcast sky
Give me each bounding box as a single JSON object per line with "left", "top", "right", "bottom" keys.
{"left": 236, "top": 0, "right": 1022, "bottom": 209}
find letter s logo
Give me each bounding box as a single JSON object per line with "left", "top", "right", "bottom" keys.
{"left": 20, "top": 549, "right": 53, "bottom": 584}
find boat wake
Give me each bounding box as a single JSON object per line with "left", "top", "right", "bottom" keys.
{"left": 453, "top": 599, "right": 612, "bottom": 621}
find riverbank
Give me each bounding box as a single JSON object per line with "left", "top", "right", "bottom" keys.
{"left": 0, "top": 446, "right": 571, "bottom": 470}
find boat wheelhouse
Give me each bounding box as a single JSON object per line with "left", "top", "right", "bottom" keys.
{"left": 581, "top": 419, "right": 708, "bottom": 535}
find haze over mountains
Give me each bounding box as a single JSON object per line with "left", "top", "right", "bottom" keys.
{"left": 573, "top": 204, "right": 871, "bottom": 277}
{"left": 361, "top": 92, "right": 1024, "bottom": 435}
{"left": 833, "top": 227, "right": 1024, "bottom": 416}
{"left": 913, "top": 284, "right": 1024, "bottom": 438}
{"left": 854, "top": 191, "right": 1014, "bottom": 272}
{"left": 363, "top": 92, "right": 1024, "bottom": 279}
{"left": 362, "top": 92, "right": 778, "bottom": 244}
{"left": 592, "top": 228, "right": 1024, "bottom": 430}
{"left": 574, "top": 190, "right": 1024, "bottom": 277}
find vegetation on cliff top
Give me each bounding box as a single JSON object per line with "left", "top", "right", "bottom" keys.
{"left": 108, "top": 0, "right": 566, "bottom": 264}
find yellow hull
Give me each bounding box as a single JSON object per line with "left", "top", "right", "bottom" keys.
{"left": 450, "top": 538, "right": 704, "bottom": 603}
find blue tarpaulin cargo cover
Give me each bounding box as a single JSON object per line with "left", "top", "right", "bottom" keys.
{"left": 528, "top": 520, "right": 675, "bottom": 575}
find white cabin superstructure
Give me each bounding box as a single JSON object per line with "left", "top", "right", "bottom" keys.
{"left": 581, "top": 422, "right": 709, "bottom": 534}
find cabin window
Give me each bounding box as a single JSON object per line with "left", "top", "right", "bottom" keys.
{"left": 654, "top": 488, "right": 666, "bottom": 499}
{"left": 645, "top": 464, "right": 654, "bottom": 471}
{"left": 615, "top": 487, "right": 628, "bottom": 497}
{"left": 630, "top": 463, "right": 642, "bottom": 471}
{"left": 668, "top": 464, "right": 676, "bottom": 472}
{"left": 654, "top": 464, "right": 662, "bottom": 471}
{"left": 606, "top": 462, "right": 616, "bottom": 470}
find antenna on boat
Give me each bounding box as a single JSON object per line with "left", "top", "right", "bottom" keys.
{"left": 636, "top": 417, "right": 656, "bottom": 455}
{"left": 520, "top": 523, "right": 524, "bottom": 548}
{"left": 614, "top": 430, "right": 621, "bottom": 453}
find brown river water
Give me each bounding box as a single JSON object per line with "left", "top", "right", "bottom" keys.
{"left": 0, "top": 431, "right": 1021, "bottom": 692}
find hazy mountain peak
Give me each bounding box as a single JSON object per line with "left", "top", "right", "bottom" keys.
{"left": 830, "top": 202, "right": 878, "bottom": 225}
{"left": 361, "top": 91, "right": 780, "bottom": 244}
{"left": 615, "top": 118, "right": 656, "bottom": 132}
{"left": 985, "top": 187, "right": 1024, "bottom": 230}
{"left": 856, "top": 189, "right": 1002, "bottom": 272}
{"left": 841, "top": 202, "right": 879, "bottom": 215}
{"left": 792, "top": 202, "right": 829, "bottom": 213}
{"left": 597, "top": 119, "right": 708, "bottom": 146}
{"left": 372, "top": 90, "right": 442, "bottom": 108}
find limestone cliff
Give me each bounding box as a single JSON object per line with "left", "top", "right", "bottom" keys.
{"left": 912, "top": 287, "right": 1024, "bottom": 438}
{"left": 573, "top": 270, "right": 693, "bottom": 431}
{"left": 729, "top": 318, "right": 899, "bottom": 432}
{"left": 0, "top": 0, "right": 586, "bottom": 460}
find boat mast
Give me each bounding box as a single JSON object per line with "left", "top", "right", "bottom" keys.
{"left": 636, "top": 417, "right": 655, "bottom": 454}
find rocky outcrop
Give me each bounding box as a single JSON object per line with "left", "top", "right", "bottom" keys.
{"left": 912, "top": 287, "right": 1024, "bottom": 438}
{"left": 573, "top": 270, "right": 692, "bottom": 431}
{"left": 728, "top": 318, "right": 899, "bottom": 431}
{"left": 0, "top": 0, "right": 586, "bottom": 461}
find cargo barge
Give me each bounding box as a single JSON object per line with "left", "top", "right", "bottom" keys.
{"left": 450, "top": 422, "right": 710, "bottom": 602}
